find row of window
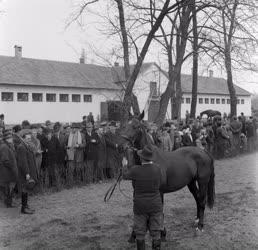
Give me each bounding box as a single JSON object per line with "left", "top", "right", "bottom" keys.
{"left": 1, "top": 92, "right": 92, "bottom": 103}
{"left": 182, "top": 97, "right": 245, "bottom": 105}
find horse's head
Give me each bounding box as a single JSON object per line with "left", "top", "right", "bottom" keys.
{"left": 118, "top": 111, "right": 146, "bottom": 167}
{"left": 120, "top": 111, "right": 145, "bottom": 146}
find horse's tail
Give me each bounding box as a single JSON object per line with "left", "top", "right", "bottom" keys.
{"left": 207, "top": 157, "right": 215, "bottom": 209}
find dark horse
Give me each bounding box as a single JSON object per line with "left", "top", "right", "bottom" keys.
{"left": 119, "top": 112, "right": 215, "bottom": 234}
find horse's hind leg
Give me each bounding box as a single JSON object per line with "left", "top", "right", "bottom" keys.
{"left": 187, "top": 180, "right": 200, "bottom": 223}
{"left": 196, "top": 182, "right": 208, "bottom": 231}
{"left": 160, "top": 192, "right": 167, "bottom": 242}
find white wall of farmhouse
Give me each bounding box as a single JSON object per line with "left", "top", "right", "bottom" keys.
{"left": 0, "top": 85, "right": 120, "bottom": 124}
{"left": 181, "top": 93, "right": 251, "bottom": 118}
{"left": 133, "top": 64, "right": 172, "bottom": 120}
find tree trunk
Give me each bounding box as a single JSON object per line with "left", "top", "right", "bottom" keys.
{"left": 122, "top": 0, "right": 171, "bottom": 124}
{"left": 190, "top": 0, "right": 198, "bottom": 119}
{"left": 154, "top": 2, "right": 191, "bottom": 125}
{"left": 225, "top": 50, "right": 237, "bottom": 117}
{"left": 116, "top": 0, "right": 140, "bottom": 119}
{"left": 173, "top": 71, "right": 182, "bottom": 119}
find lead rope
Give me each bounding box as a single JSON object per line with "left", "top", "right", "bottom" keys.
{"left": 104, "top": 172, "right": 122, "bottom": 202}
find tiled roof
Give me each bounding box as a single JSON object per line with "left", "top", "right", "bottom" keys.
{"left": 0, "top": 56, "right": 251, "bottom": 96}
{"left": 180, "top": 74, "right": 250, "bottom": 96}
{"left": 0, "top": 56, "right": 120, "bottom": 90}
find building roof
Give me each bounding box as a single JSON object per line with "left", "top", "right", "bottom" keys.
{"left": 180, "top": 74, "right": 250, "bottom": 96}
{"left": 0, "top": 56, "right": 251, "bottom": 96}
{"left": 0, "top": 55, "right": 120, "bottom": 90}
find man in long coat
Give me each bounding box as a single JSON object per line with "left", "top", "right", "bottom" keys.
{"left": 104, "top": 122, "right": 121, "bottom": 179}
{"left": 84, "top": 122, "right": 100, "bottom": 183}
{"left": 14, "top": 129, "right": 38, "bottom": 214}
{"left": 0, "top": 130, "right": 18, "bottom": 207}
{"left": 230, "top": 116, "right": 242, "bottom": 156}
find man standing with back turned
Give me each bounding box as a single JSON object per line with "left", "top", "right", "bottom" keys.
{"left": 122, "top": 145, "right": 163, "bottom": 250}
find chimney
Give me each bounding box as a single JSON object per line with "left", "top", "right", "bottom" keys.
{"left": 209, "top": 70, "right": 214, "bottom": 78}
{"left": 14, "top": 45, "right": 22, "bottom": 59}
{"left": 114, "top": 62, "right": 119, "bottom": 67}
{"left": 79, "top": 49, "right": 85, "bottom": 64}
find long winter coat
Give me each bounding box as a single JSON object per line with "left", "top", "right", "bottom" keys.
{"left": 84, "top": 131, "right": 100, "bottom": 161}
{"left": 0, "top": 141, "right": 18, "bottom": 185}
{"left": 15, "top": 141, "right": 38, "bottom": 185}
{"left": 104, "top": 131, "right": 121, "bottom": 171}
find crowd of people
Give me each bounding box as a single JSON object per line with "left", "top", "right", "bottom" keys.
{"left": 149, "top": 111, "right": 257, "bottom": 159}
{"left": 0, "top": 111, "right": 257, "bottom": 214}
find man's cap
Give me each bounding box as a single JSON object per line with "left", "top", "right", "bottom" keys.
{"left": 137, "top": 145, "right": 154, "bottom": 161}
{"left": 20, "top": 129, "right": 32, "bottom": 137}
{"left": 71, "top": 122, "right": 81, "bottom": 129}
{"left": 109, "top": 121, "right": 117, "bottom": 127}
{"left": 45, "top": 120, "right": 51, "bottom": 126}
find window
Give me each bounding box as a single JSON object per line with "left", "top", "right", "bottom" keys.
{"left": 216, "top": 98, "right": 220, "bottom": 104}
{"left": 46, "top": 93, "right": 56, "bottom": 102}
{"left": 181, "top": 98, "right": 184, "bottom": 104}
{"left": 72, "top": 94, "right": 81, "bottom": 102}
{"left": 17, "top": 92, "right": 29, "bottom": 102}
{"left": 199, "top": 98, "right": 203, "bottom": 104}
{"left": 150, "top": 81, "right": 158, "bottom": 97}
{"left": 186, "top": 98, "right": 191, "bottom": 104}
{"left": 227, "top": 99, "right": 230, "bottom": 104}
{"left": 237, "top": 99, "right": 240, "bottom": 104}
{"left": 222, "top": 99, "right": 225, "bottom": 104}
{"left": 205, "top": 98, "right": 209, "bottom": 104}
{"left": 210, "top": 98, "right": 215, "bottom": 104}
{"left": 241, "top": 99, "right": 244, "bottom": 104}
{"left": 1, "top": 92, "right": 13, "bottom": 101}
{"left": 60, "top": 94, "right": 69, "bottom": 102}
{"left": 32, "top": 93, "right": 43, "bottom": 102}
{"left": 84, "top": 95, "right": 92, "bottom": 102}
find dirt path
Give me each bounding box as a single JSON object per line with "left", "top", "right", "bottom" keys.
{"left": 0, "top": 153, "right": 258, "bottom": 250}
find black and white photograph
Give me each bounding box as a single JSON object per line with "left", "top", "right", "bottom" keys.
{"left": 0, "top": 0, "right": 258, "bottom": 249}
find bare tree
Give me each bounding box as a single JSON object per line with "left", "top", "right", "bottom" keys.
{"left": 201, "top": 0, "right": 258, "bottom": 117}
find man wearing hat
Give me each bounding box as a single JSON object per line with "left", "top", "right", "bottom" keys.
{"left": 104, "top": 121, "right": 121, "bottom": 179}
{"left": 122, "top": 145, "right": 163, "bottom": 250}
{"left": 0, "top": 129, "right": 18, "bottom": 207}
{"left": 83, "top": 122, "right": 100, "bottom": 183}
{"left": 14, "top": 129, "right": 38, "bottom": 214}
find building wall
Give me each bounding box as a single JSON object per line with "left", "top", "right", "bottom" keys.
{"left": 0, "top": 85, "right": 120, "bottom": 124}
{"left": 133, "top": 63, "right": 251, "bottom": 120}
{"left": 133, "top": 64, "right": 172, "bottom": 120}
{"left": 181, "top": 93, "right": 251, "bottom": 118}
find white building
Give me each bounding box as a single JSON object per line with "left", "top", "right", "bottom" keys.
{"left": 0, "top": 46, "right": 122, "bottom": 124}
{"left": 121, "top": 63, "right": 251, "bottom": 120}
{"left": 0, "top": 48, "right": 251, "bottom": 124}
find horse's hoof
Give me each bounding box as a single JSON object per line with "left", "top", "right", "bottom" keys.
{"left": 194, "top": 218, "right": 199, "bottom": 225}
{"left": 195, "top": 227, "right": 204, "bottom": 236}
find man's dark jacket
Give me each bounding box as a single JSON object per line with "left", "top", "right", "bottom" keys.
{"left": 123, "top": 163, "right": 162, "bottom": 215}
{"left": 84, "top": 131, "right": 100, "bottom": 161}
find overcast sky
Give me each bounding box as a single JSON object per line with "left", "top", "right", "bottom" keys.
{"left": 1, "top": 0, "right": 258, "bottom": 94}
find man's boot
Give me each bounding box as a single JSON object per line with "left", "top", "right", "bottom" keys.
{"left": 21, "top": 192, "right": 34, "bottom": 214}
{"left": 4, "top": 185, "right": 14, "bottom": 208}
{"left": 152, "top": 239, "right": 161, "bottom": 250}
{"left": 161, "top": 227, "right": 167, "bottom": 242}
{"left": 128, "top": 230, "right": 136, "bottom": 243}
{"left": 136, "top": 240, "right": 145, "bottom": 250}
